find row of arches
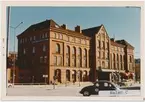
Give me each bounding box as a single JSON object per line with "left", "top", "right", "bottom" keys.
{"left": 54, "top": 69, "right": 88, "bottom": 83}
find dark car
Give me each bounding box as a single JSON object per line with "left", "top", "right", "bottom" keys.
{"left": 80, "top": 80, "right": 122, "bottom": 96}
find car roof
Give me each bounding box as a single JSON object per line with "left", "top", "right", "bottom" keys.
{"left": 95, "top": 80, "right": 112, "bottom": 83}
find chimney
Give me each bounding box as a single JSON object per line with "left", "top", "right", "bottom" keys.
{"left": 75, "top": 25, "right": 82, "bottom": 33}
{"left": 61, "top": 24, "right": 67, "bottom": 29}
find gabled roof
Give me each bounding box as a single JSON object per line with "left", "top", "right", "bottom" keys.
{"left": 116, "top": 39, "right": 134, "bottom": 49}
{"left": 82, "top": 25, "right": 102, "bottom": 37}
{"left": 17, "top": 19, "right": 60, "bottom": 37}
{"left": 27, "top": 19, "right": 60, "bottom": 31}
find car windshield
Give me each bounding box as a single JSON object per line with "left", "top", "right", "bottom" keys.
{"left": 110, "top": 82, "right": 121, "bottom": 89}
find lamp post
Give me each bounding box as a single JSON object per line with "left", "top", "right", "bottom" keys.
{"left": 10, "top": 22, "right": 23, "bottom": 87}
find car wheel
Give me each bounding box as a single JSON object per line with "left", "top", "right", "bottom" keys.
{"left": 83, "top": 91, "right": 90, "bottom": 96}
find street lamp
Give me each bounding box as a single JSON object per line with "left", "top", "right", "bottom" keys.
{"left": 10, "top": 22, "right": 23, "bottom": 87}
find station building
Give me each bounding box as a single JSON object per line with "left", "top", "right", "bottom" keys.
{"left": 17, "top": 19, "right": 135, "bottom": 83}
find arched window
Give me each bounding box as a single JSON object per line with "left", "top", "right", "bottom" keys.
{"left": 120, "top": 55, "right": 122, "bottom": 62}
{"left": 66, "top": 46, "right": 70, "bottom": 54}
{"left": 117, "top": 54, "right": 119, "bottom": 61}
{"left": 130, "top": 56, "right": 132, "bottom": 62}
{"left": 72, "top": 47, "right": 76, "bottom": 67}
{"left": 84, "top": 49, "right": 87, "bottom": 67}
{"left": 72, "top": 47, "right": 76, "bottom": 55}
{"left": 56, "top": 43, "right": 60, "bottom": 53}
{"left": 66, "top": 46, "right": 70, "bottom": 66}
{"left": 78, "top": 48, "right": 82, "bottom": 67}
{"left": 113, "top": 53, "right": 115, "bottom": 61}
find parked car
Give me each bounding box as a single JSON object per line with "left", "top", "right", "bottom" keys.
{"left": 79, "top": 80, "right": 128, "bottom": 96}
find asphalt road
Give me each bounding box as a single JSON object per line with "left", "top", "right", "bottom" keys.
{"left": 7, "top": 84, "right": 141, "bottom": 97}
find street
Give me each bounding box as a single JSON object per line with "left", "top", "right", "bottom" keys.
{"left": 7, "top": 82, "right": 141, "bottom": 97}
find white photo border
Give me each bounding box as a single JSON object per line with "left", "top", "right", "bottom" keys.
{"left": 1, "top": 1, "right": 144, "bottom": 101}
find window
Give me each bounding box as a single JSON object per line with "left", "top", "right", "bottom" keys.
{"left": 113, "top": 53, "right": 115, "bottom": 61}
{"left": 40, "top": 56, "right": 43, "bottom": 63}
{"left": 25, "top": 38, "right": 27, "bottom": 42}
{"left": 66, "top": 46, "right": 70, "bottom": 66}
{"left": 60, "top": 34, "right": 63, "bottom": 39}
{"left": 97, "top": 40, "right": 100, "bottom": 48}
{"left": 66, "top": 36, "right": 69, "bottom": 41}
{"left": 98, "top": 40, "right": 101, "bottom": 48}
{"left": 72, "top": 58, "right": 75, "bottom": 67}
{"left": 20, "top": 39, "right": 22, "bottom": 43}
{"left": 72, "top": 47, "right": 76, "bottom": 67}
{"left": 66, "top": 57, "right": 70, "bottom": 66}
{"left": 33, "top": 36, "right": 36, "bottom": 40}
{"left": 102, "top": 52, "right": 105, "bottom": 59}
{"left": 130, "top": 56, "right": 132, "bottom": 63}
{"left": 22, "top": 38, "right": 24, "bottom": 43}
{"left": 44, "top": 56, "right": 47, "bottom": 63}
{"left": 45, "top": 32, "right": 48, "bottom": 38}
{"left": 84, "top": 49, "right": 87, "bottom": 67}
{"left": 23, "top": 48, "right": 26, "bottom": 54}
{"left": 104, "top": 83, "right": 108, "bottom": 87}
{"left": 98, "top": 60, "right": 101, "bottom": 68}
{"left": 42, "top": 34, "right": 44, "bottom": 38}
{"left": 106, "top": 42, "right": 109, "bottom": 49}
{"left": 103, "top": 42, "right": 105, "bottom": 49}
{"left": 101, "top": 41, "right": 104, "bottom": 49}
{"left": 32, "top": 47, "right": 35, "bottom": 53}
{"left": 54, "top": 56, "right": 57, "bottom": 65}
{"left": 56, "top": 43, "right": 60, "bottom": 53}
{"left": 58, "top": 56, "right": 62, "bottom": 66}
{"left": 56, "top": 33, "right": 59, "bottom": 39}
{"left": 72, "top": 47, "right": 76, "bottom": 55}
{"left": 117, "top": 54, "right": 119, "bottom": 61}
{"left": 43, "top": 45, "right": 46, "bottom": 52}
{"left": 120, "top": 55, "right": 122, "bottom": 62}
{"left": 30, "top": 37, "right": 32, "bottom": 41}
{"left": 97, "top": 51, "right": 100, "bottom": 58}
{"left": 106, "top": 52, "right": 108, "bottom": 60}
{"left": 78, "top": 48, "right": 82, "bottom": 67}
{"left": 66, "top": 46, "right": 70, "bottom": 55}
{"left": 102, "top": 61, "right": 105, "bottom": 68}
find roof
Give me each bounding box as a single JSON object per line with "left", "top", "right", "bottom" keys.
{"left": 82, "top": 25, "right": 102, "bottom": 37}
{"left": 110, "top": 40, "right": 125, "bottom": 48}
{"left": 116, "top": 40, "right": 134, "bottom": 49}
{"left": 17, "top": 19, "right": 90, "bottom": 40}
{"left": 17, "top": 19, "right": 60, "bottom": 37}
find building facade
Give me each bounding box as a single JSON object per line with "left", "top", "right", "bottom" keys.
{"left": 17, "top": 19, "right": 135, "bottom": 83}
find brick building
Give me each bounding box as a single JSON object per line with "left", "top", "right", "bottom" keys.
{"left": 17, "top": 19, "right": 135, "bottom": 83}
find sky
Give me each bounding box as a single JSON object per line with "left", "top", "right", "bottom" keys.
{"left": 8, "top": 7, "right": 141, "bottom": 58}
